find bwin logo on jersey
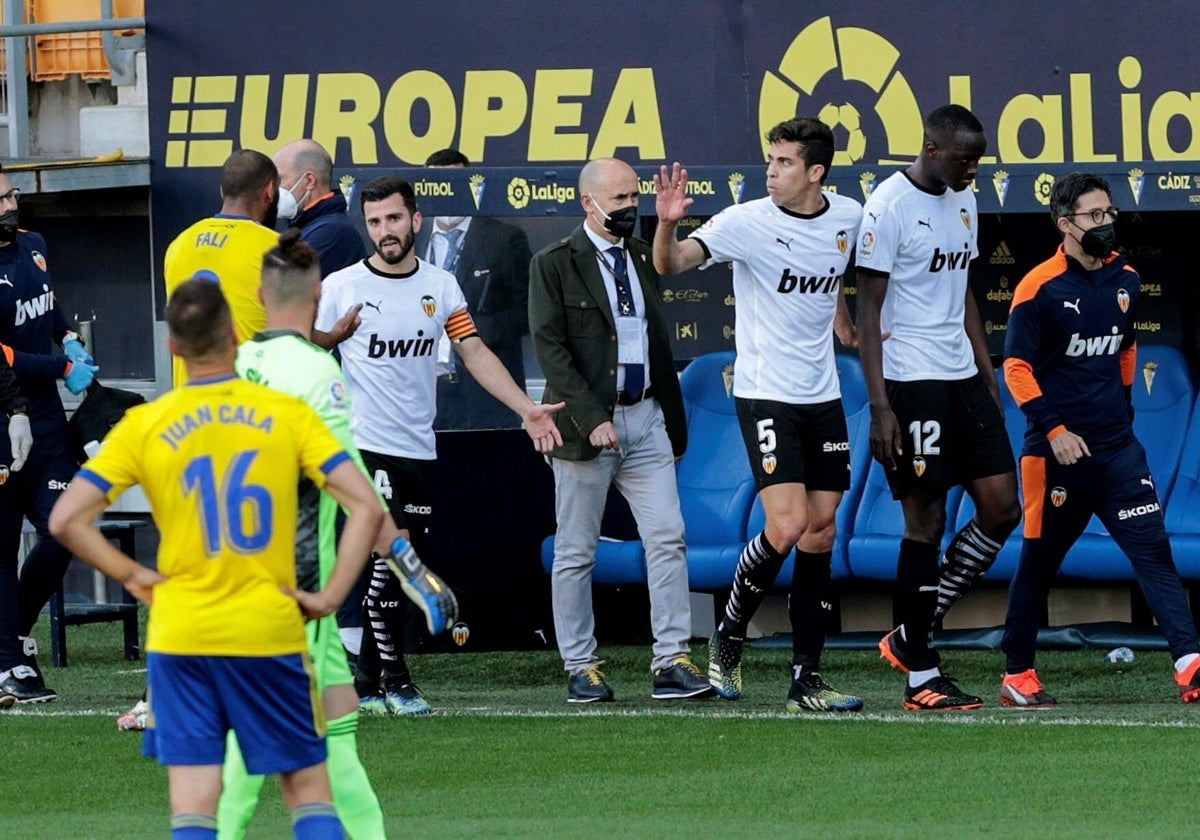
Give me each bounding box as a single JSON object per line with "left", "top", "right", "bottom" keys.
{"left": 367, "top": 332, "right": 437, "bottom": 359}
{"left": 1065, "top": 327, "right": 1123, "bottom": 357}
{"left": 927, "top": 246, "right": 972, "bottom": 273}
{"left": 14, "top": 283, "right": 54, "bottom": 326}
{"left": 777, "top": 268, "right": 839, "bottom": 294}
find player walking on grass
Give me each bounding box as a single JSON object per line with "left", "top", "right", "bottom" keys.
{"left": 856, "top": 105, "right": 1021, "bottom": 711}
{"left": 1000, "top": 172, "right": 1200, "bottom": 707}
{"left": 653, "top": 117, "right": 865, "bottom": 712}
{"left": 49, "top": 278, "right": 385, "bottom": 840}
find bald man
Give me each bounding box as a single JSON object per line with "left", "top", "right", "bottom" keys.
{"left": 529, "top": 158, "right": 712, "bottom": 704}
{"left": 273, "top": 139, "right": 369, "bottom": 279}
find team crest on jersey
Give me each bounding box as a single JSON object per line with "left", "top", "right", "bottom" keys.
{"left": 1143, "top": 361, "right": 1158, "bottom": 395}
{"left": 0, "top": 464, "right": 8, "bottom": 485}
{"left": 761, "top": 453, "right": 777, "bottom": 475}
{"left": 722, "top": 363, "right": 734, "bottom": 399}
{"left": 452, "top": 621, "right": 470, "bottom": 646}
{"left": 912, "top": 456, "right": 926, "bottom": 477}
{"left": 31, "top": 250, "right": 47, "bottom": 272}
{"left": 1117, "top": 288, "right": 1130, "bottom": 313}
{"left": 836, "top": 230, "right": 848, "bottom": 255}
{"left": 420, "top": 295, "right": 437, "bottom": 318}
{"left": 1050, "top": 486, "right": 1067, "bottom": 507}
{"left": 959, "top": 209, "right": 972, "bottom": 230}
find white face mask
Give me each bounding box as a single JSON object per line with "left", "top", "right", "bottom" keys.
{"left": 276, "top": 174, "right": 307, "bottom": 222}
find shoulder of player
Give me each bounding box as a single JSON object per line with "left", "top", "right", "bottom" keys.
{"left": 1012, "top": 250, "right": 1070, "bottom": 308}
{"left": 824, "top": 192, "right": 864, "bottom": 221}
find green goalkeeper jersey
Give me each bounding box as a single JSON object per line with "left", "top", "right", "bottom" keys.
{"left": 235, "top": 329, "right": 373, "bottom": 591}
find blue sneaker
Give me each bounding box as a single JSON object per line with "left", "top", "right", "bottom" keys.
{"left": 383, "top": 537, "right": 459, "bottom": 635}
{"left": 385, "top": 682, "right": 432, "bottom": 716}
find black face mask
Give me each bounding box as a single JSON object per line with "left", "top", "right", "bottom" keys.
{"left": 592, "top": 197, "right": 638, "bottom": 239}
{"left": 1080, "top": 223, "right": 1117, "bottom": 259}
{"left": 0, "top": 210, "right": 18, "bottom": 244}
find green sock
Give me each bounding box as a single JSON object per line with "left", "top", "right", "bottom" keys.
{"left": 217, "top": 731, "right": 265, "bottom": 840}
{"left": 326, "top": 711, "right": 386, "bottom": 840}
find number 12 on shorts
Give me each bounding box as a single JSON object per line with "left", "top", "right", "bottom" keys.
{"left": 908, "top": 420, "right": 941, "bottom": 455}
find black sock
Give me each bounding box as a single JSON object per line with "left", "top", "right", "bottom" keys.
{"left": 895, "top": 539, "right": 941, "bottom": 668}
{"left": 789, "top": 549, "right": 832, "bottom": 673}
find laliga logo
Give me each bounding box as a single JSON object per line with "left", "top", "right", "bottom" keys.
{"left": 469, "top": 174, "right": 486, "bottom": 210}
{"left": 1050, "top": 487, "right": 1067, "bottom": 507}
{"left": 507, "top": 177, "right": 531, "bottom": 209}
{"left": 1128, "top": 168, "right": 1145, "bottom": 205}
{"left": 758, "top": 16, "right": 923, "bottom": 165}
{"left": 1034, "top": 173, "right": 1055, "bottom": 206}
{"left": 728, "top": 172, "right": 745, "bottom": 204}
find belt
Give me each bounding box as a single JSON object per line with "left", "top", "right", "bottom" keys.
{"left": 616, "top": 386, "right": 654, "bottom": 406}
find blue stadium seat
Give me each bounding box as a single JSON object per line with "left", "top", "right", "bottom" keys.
{"left": 1166, "top": 387, "right": 1200, "bottom": 578}
{"left": 1060, "top": 344, "right": 1194, "bottom": 579}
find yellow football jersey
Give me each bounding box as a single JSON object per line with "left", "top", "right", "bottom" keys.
{"left": 163, "top": 215, "right": 279, "bottom": 386}
{"left": 78, "top": 376, "right": 350, "bottom": 657}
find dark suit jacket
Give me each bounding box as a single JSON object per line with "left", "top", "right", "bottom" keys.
{"left": 422, "top": 217, "right": 532, "bottom": 429}
{"left": 529, "top": 224, "right": 686, "bottom": 462}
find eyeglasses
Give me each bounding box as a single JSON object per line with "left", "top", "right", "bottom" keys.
{"left": 1065, "top": 207, "right": 1119, "bottom": 225}
{"left": 0, "top": 188, "right": 21, "bottom": 202}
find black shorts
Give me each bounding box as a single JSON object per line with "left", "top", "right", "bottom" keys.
{"left": 884, "top": 374, "right": 1015, "bottom": 500}
{"left": 735, "top": 397, "right": 850, "bottom": 491}
{"left": 360, "top": 450, "right": 436, "bottom": 557}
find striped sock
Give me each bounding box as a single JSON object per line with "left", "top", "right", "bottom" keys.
{"left": 935, "top": 520, "right": 1003, "bottom": 620}
{"left": 722, "top": 532, "right": 788, "bottom": 637}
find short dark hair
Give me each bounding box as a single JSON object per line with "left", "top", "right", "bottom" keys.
{"left": 924, "top": 105, "right": 984, "bottom": 143}
{"left": 220, "top": 149, "right": 278, "bottom": 200}
{"left": 359, "top": 175, "right": 417, "bottom": 215}
{"left": 166, "top": 277, "right": 233, "bottom": 359}
{"left": 262, "top": 228, "right": 320, "bottom": 306}
{"left": 425, "top": 148, "right": 469, "bottom": 167}
{"left": 1049, "top": 172, "right": 1112, "bottom": 223}
{"left": 766, "top": 118, "right": 835, "bottom": 182}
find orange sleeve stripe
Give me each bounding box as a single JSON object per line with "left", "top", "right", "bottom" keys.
{"left": 1003, "top": 356, "right": 1043, "bottom": 406}
{"left": 1, "top": 343, "right": 12, "bottom": 365}
{"left": 1046, "top": 425, "right": 1067, "bottom": 441}
{"left": 1021, "top": 455, "right": 1047, "bottom": 539}
{"left": 1120, "top": 342, "right": 1137, "bottom": 386}
{"left": 444, "top": 309, "right": 477, "bottom": 341}
{"left": 1009, "top": 248, "right": 1068, "bottom": 313}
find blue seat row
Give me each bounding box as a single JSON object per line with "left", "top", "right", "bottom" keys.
{"left": 542, "top": 345, "right": 1200, "bottom": 591}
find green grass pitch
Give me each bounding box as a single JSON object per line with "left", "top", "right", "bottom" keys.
{"left": 4, "top": 619, "right": 1198, "bottom": 838}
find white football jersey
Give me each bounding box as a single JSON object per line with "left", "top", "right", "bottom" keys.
{"left": 692, "top": 193, "right": 862, "bottom": 403}
{"left": 857, "top": 172, "right": 979, "bottom": 381}
{"left": 316, "top": 258, "right": 470, "bottom": 459}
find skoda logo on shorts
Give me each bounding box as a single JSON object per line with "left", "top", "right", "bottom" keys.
{"left": 757, "top": 16, "right": 923, "bottom": 165}
{"left": 912, "top": 456, "right": 926, "bottom": 477}
{"left": 1051, "top": 487, "right": 1068, "bottom": 507}
{"left": 762, "top": 452, "right": 778, "bottom": 475}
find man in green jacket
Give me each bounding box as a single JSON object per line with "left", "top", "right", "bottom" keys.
{"left": 529, "top": 157, "right": 712, "bottom": 704}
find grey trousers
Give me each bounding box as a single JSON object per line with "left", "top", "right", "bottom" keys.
{"left": 550, "top": 398, "right": 691, "bottom": 673}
